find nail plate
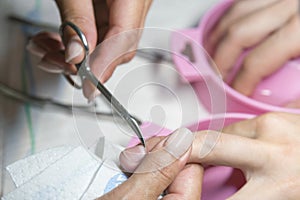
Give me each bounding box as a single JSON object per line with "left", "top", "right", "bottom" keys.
{"left": 87, "top": 89, "right": 101, "bottom": 103}
{"left": 26, "top": 40, "right": 46, "bottom": 58}
{"left": 37, "top": 60, "right": 64, "bottom": 73}
{"left": 119, "top": 145, "right": 146, "bottom": 172}
{"left": 164, "top": 128, "right": 194, "bottom": 159}
{"left": 65, "top": 37, "right": 83, "bottom": 63}
{"left": 134, "top": 128, "right": 194, "bottom": 173}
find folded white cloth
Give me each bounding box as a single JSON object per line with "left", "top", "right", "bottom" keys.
{"left": 2, "top": 143, "right": 127, "bottom": 200}
{"left": 6, "top": 146, "right": 74, "bottom": 187}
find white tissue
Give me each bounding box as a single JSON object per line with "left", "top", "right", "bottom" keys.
{"left": 3, "top": 146, "right": 101, "bottom": 200}
{"left": 6, "top": 146, "right": 74, "bottom": 187}
{"left": 96, "top": 138, "right": 125, "bottom": 168}
{"left": 81, "top": 162, "right": 127, "bottom": 199}
{"left": 3, "top": 137, "right": 129, "bottom": 200}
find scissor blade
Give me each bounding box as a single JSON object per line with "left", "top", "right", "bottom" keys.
{"left": 79, "top": 67, "right": 146, "bottom": 147}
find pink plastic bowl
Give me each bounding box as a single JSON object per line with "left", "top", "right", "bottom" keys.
{"left": 129, "top": 113, "right": 255, "bottom": 200}
{"left": 171, "top": 0, "right": 300, "bottom": 114}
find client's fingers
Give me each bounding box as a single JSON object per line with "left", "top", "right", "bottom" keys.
{"left": 225, "top": 112, "right": 300, "bottom": 141}
{"left": 285, "top": 99, "right": 300, "bottom": 109}
{"left": 227, "top": 180, "right": 281, "bottom": 200}
{"left": 214, "top": 0, "right": 297, "bottom": 78}
{"left": 232, "top": 15, "right": 300, "bottom": 95}
{"left": 190, "top": 130, "right": 271, "bottom": 170}
{"left": 207, "top": 0, "right": 279, "bottom": 54}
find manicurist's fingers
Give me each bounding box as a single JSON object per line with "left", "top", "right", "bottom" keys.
{"left": 55, "top": 0, "right": 97, "bottom": 64}
{"left": 164, "top": 164, "right": 203, "bottom": 200}
{"left": 109, "top": 128, "right": 194, "bottom": 199}
{"left": 82, "top": 0, "right": 152, "bottom": 100}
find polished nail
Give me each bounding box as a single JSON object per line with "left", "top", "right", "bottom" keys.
{"left": 37, "top": 60, "right": 64, "bottom": 73}
{"left": 134, "top": 128, "right": 194, "bottom": 173}
{"left": 26, "top": 40, "right": 46, "bottom": 58}
{"left": 65, "top": 37, "right": 83, "bottom": 63}
{"left": 119, "top": 145, "right": 146, "bottom": 172}
{"left": 87, "top": 89, "right": 101, "bottom": 103}
{"left": 165, "top": 128, "right": 194, "bottom": 159}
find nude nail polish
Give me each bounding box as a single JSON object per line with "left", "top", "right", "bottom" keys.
{"left": 26, "top": 40, "right": 46, "bottom": 58}
{"left": 65, "top": 37, "right": 83, "bottom": 63}
{"left": 37, "top": 60, "right": 64, "bottom": 73}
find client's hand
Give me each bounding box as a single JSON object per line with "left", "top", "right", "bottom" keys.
{"left": 206, "top": 0, "right": 300, "bottom": 96}
{"left": 191, "top": 112, "right": 300, "bottom": 199}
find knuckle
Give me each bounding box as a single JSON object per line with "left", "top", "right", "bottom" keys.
{"left": 229, "top": 1, "right": 245, "bottom": 16}
{"left": 156, "top": 167, "right": 173, "bottom": 184}
{"left": 122, "top": 51, "right": 136, "bottom": 63}
{"left": 280, "top": 177, "right": 300, "bottom": 198}
{"left": 147, "top": 157, "right": 175, "bottom": 185}
{"left": 256, "top": 112, "right": 283, "bottom": 127}
{"left": 101, "top": 69, "right": 114, "bottom": 82}
{"left": 226, "top": 23, "right": 244, "bottom": 45}
{"left": 284, "top": 0, "right": 299, "bottom": 13}
{"left": 200, "top": 131, "right": 222, "bottom": 159}
{"left": 63, "top": 9, "right": 90, "bottom": 25}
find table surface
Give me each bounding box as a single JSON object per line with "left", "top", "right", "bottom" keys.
{"left": 0, "top": 0, "right": 219, "bottom": 196}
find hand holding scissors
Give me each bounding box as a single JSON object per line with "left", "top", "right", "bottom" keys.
{"left": 60, "top": 21, "right": 145, "bottom": 147}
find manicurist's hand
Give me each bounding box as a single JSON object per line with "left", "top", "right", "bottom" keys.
{"left": 27, "top": 0, "right": 152, "bottom": 100}
{"left": 98, "top": 128, "right": 203, "bottom": 200}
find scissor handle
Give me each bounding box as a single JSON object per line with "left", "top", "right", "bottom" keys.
{"left": 59, "top": 21, "right": 90, "bottom": 71}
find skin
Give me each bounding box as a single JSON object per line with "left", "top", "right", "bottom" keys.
{"left": 98, "top": 136, "right": 203, "bottom": 200}
{"left": 206, "top": 0, "right": 300, "bottom": 96}
{"left": 122, "top": 112, "right": 300, "bottom": 199}
{"left": 192, "top": 112, "right": 300, "bottom": 199}
{"left": 27, "top": 2, "right": 300, "bottom": 198}
{"left": 29, "top": 0, "right": 152, "bottom": 98}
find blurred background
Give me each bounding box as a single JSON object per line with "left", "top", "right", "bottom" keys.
{"left": 0, "top": 0, "right": 219, "bottom": 196}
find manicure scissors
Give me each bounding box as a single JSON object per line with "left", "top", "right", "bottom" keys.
{"left": 59, "top": 21, "right": 145, "bottom": 147}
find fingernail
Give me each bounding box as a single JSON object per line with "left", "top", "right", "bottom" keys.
{"left": 119, "top": 145, "right": 146, "bottom": 172}
{"left": 164, "top": 128, "right": 194, "bottom": 159}
{"left": 26, "top": 40, "right": 46, "bottom": 58}
{"left": 37, "top": 60, "right": 64, "bottom": 73}
{"left": 285, "top": 100, "right": 300, "bottom": 108}
{"left": 65, "top": 37, "right": 83, "bottom": 63}
{"left": 87, "top": 89, "right": 101, "bottom": 103}
{"left": 133, "top": 128, "right": 194, "bottom": 173}
{"left": 83, "top": 79, "right": 101, "bottom": 102}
